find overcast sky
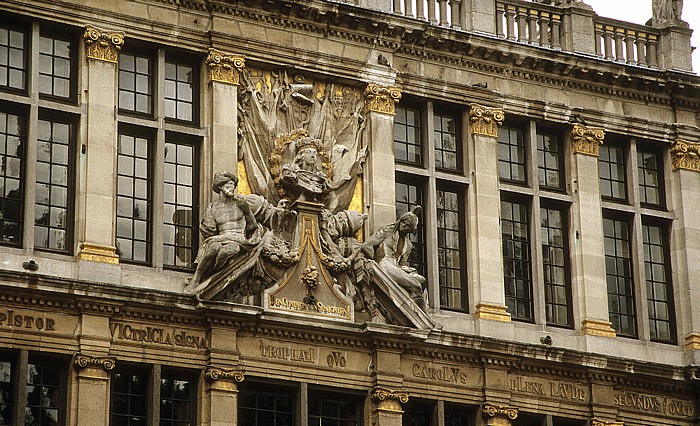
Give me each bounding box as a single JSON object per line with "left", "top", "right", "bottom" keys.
{"left": 583, "top": 0, "right": 699, "bottom": 73}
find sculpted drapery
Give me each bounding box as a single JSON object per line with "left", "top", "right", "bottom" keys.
{"left": 652, "top": 0, "right": 683, "bottom": 24}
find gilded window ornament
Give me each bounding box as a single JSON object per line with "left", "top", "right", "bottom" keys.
{"left": 469, "top": 104, "right": 505, "bottom": 137}
{"left": 482, "top": 403, "right": 519, "bottom": 420}
{"left": 670, "top": 139, "right": 700, "bottom": 172}
{"left": 83, "top": 26, "right": 124, "bottom": 63}
{"left": 206, "top": 48, "right": 245, "bottom": 85}
{"left": 204, "top": 366, "right": 245, "bottom": 383}
{"left": 571, "top": 124, "right": 605, "bottom": 156}
{"left": 363, "top": 83, "right": 401, "bottom": 115}
{"left": 73, "top": 353, "right": 116, "bottom": 372}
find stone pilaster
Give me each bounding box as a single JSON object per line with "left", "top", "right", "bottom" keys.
{"left": 568, "top": 124, "right": 616, "bottom": 339}
{"left": 73, "top": 353, "right": 115, "bottom": 426}
{"left": 371, "top": 387, "right": 408, "bottom": 426}
{"left": 481, "top": 403, "right": 518, "bottom": 426}
{"left": 467, "top": 104, "right": 510, "bottom": 325}
{"left": 77, "top": 25, "right": 123, "bottom": 268}
{"left": 363, "top": 83, "right": 401, "bottom": 233}
{"left": 203, "top": 367, "right": 244, "bottom": 426}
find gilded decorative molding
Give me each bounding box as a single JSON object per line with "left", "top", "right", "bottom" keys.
{"left": 372, "top": 387, "right": 409, "bottom": 413}
{"left": 204, "top": 366, "right": 245, "bottom": 383}
{"left": 670, "top": 139, "right": 700, "bottom": 172}
{"left": 590, "top": 419, "right": 624, "bottom": 426}
{"left": 581, "top": 319, "right": 616, "bottom": 338}
{"left": 482, "top": 403, "right": 518, "bottom": 420}
{"left": 83, "top": 26, "right": 124, "bottom": 63}
{"left": 571, "top": 124, "right": 605, "bottom": 156}
{"left": 73, "top": 353, "right": 116, "bottom": 372}
{"left": 684, "top": 332, "right": 700, "bottom": 351}
{"left": 475, "top": 303, "right": 511, "bottom": 322}
{"left": 469, "top": 104, "right": 505, "bottom": 137}
{"left": 206, "top": 49, "right": 245, "bottom": 85}
{"left": 78, "top": 243, "right": 120, "bottom": 264}
{"left": 363, "top": 83, "right": 401, "bottom": 115}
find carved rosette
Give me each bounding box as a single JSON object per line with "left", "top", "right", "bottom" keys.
{"left": 590, "top": 419, "right": 624, "bottom": 426}
{"left": 363, "top": 83, "right": 401, "bottom": 115}
{"left": 204, "top": 366, "right": 245, "bottom": 383}
{"left": 73, "top": 353, "right": 116, "bottom": 372}
{"left": 670, "top": 139, "right": 700, "bottom": 172}
{"left": 372, "top": 387, "right": 409, "bottom": 413}
{"left": 571, "top": 124, "right": 605, "bottom": 156}
{"left": 482, "top": 403, "right": 518, "bottom": 420}
{"left": 83, "top": 26, "right": 124, "bottom": 63}
{"left": 469, "top": 104, "right": 505, "bottom": 137}
{"left": 206, "top": 49, "right": 245, "bottom": 85}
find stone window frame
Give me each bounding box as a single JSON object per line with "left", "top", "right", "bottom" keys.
{"left": 599, "top": 136, "right": 677, "bottom": 344}
{"left": 394, "top": 98, "right": 470, "bottom": 313}
{"left": 498, "top": 119, "right": 575, "bottom": 329}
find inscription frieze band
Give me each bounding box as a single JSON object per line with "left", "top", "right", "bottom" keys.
{"left": 613, "top": 391, "right": 694, "bottom": 418}
{"left": 259, "top": 339, "right": 317, "bottom": 364}
{"left": 109, "top": 322, "right": 208, "bottom": 349}
{"left": 0, "top": 309, "right": 56, "bottom": 331}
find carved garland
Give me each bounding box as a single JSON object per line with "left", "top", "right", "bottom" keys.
{"left": 469, "top": 104, "right": 505, "bottom": 137}
{"left": 571, "top": 124, "right": 605, "bottom": 156}
{"left": 206, "top": 49, "right": 245, "bottom": 85}
{"left": 363, "top": 83, "right": 401, "bottom": 115}
{"left": 482, "top": 403, "right": 518, "bottom": 420}
{"left": 74, "top": 353, "right": 116, "bottom": 372}
{"left": 83, "top": 26, "right": 124, "bottom": 63}
{"left": 670, "top": 139, "right": 700, "bottom": 172}
{"left": 204, "top": 366, "right": 245, "bottom": 383}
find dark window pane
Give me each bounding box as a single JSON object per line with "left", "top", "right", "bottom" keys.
{"left": 501, "top": 199, "right": 532, "bottom": 320}
{"left": 165, "top": 60, "right": 196, "bottom": 123}
{"left": 0, "top": 110, "right": 24, "bottom": 246}
{"left": 604, "top": 216, "right": 636, "bottom": 337}
{"left": 498, "top": 126, "right": 526, "bottom": 183}
{"left": 116, "top": 132, "right": 150, "bottom": 263}
{"left": 437, "top": 187, "right": 465, "bottom": 310}
{"left": 163, "top": 140, "right": 197, "bottom": 269}
{"left": 434, "top": 112, "right": 460, "bottom": 171}
{"left": 599, "top": 145, "right": 627, "bottom": 200}
{"left": 395, "top": 177, "right": 426, "bottom": 277}
{"left": 541, "top": 206, "right": 571, "bottom": 326}
{"left": 394, "top": 106, "right": 422, "bottom": 165}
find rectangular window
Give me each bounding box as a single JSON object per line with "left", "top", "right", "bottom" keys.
{"left": 604, "top": 216, "right": 636, "bottom": 337}
{"left": 119, "top": 52, "right": 152, "bottom": 115}
{"left": 498, "top": 126, "right": 526, "bottom": 183}
{"left": 541, "top": 206, "right": 571, "bottom": 326}
{"left": 599, "top": 145, "right": 627, "bottom": 200}
{"left": 537, "top": 131, "right": 563, "bottom": 190}
{"left": 160, "top": 375, "right": 195, "bottom": 426}
{"left": 0, "top": 359, "right": 13, "bottom": 425}
{"left": 445, "top": 403, "right": 475, "bottom": 426}
{"left": 165, "top": 59, "right": 196, "bottom": 123}
{"left": 116, "top": 130, "right": 151, "bottom": 263}
{"left": 637, "top": 149, "right": 662, "bottom": 207}
{"left": 402, "top": 403, "right": 433, "bottom": 426}
{"left": 501, "top": 199, "right": 533, "bottom": 321}
{"left": 111, "top": 371, "right": 148, "bottom": 425}
{"left": 35, "top": 116, "right": 72, "bottom": 252}
{"left": 394, "top": 106, "right": 422, "bottom": 165}
{"left": 308, "top": 395, "right": 358, "bottom": 426}
{"left": 433, "top": 112, "right": 459, "bottom": 171}
{"left": 163, "top": 138, "right": 197, "bottom": 269}
{"left": 0, "top": 24, "right": 27, "bottom": 91}
{"left": 643, "top": 223, "right": 675, "bottom": 342}
{"left": 26, "top": 362, "right": 63, "bottom": 425}
{"left": 38, "top": 33, "right": 73, "bottom": 99}
{"left": 238, "top": 387, "right": 294, "bottom": 426}
{"left": 0, "top": 109, "right": 24, "bottom": 246}
{"left": 395, "top": 177, "right": 426, "bottom": 277}
{"left": 437, "top": 186, "right": 466, "bottom": 311}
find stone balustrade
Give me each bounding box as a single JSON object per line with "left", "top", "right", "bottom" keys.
{"left": 594, "top": 17, "right": 660, "bottom": 67}
{"left": 390, "top": 0, "right": 463, "bottom": 28}
{"left": 496, "top": 0, "right": 562, "bottom": 50}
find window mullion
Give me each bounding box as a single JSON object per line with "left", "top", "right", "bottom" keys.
{"left": 424, "top": 101, "right": 439, "bottom": 308}
{"left": 631, "top": 213, "right": 649, "bottom": 340}
{"left": 13, "top": 349, "right": 28, "bottom": 425}
{"left": 150, "top": 364, "right": 161, "bottom": 426}
{"left": 152, "top": 128, "right": 165, "bottom": 268}
{"left": 628, "top": 139, "right": 640, "bottom": 207}
{"left": 299, "top": 382, "right": 308, "bottom": 426}
{"left": 531, "top": 196, "right": 544, "bottom": 325}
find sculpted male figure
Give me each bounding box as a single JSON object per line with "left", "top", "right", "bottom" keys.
{"left": 189, "top": 172, "right": 262, "bottom": 288}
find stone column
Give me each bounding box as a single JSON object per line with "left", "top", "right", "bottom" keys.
{"left": 656, "top": 25, "right": 693, "bottom": 71}
{"left": 560, "top": 2, "right": 596, "bottom": 55}
{"left": 668, "top": 140, "right": 700, "bottom": 363}
{"left": 205, "top": 49, "right": 244, "bottom": 181}
{"left": 371, "top": 387, "right": 408, "bottom": 426}
{"left": 203, "top": 367, "right": 244, "bottom": 426}
{"left": 480, "top": 404, "right": 518, "bottom": 426}
{"left": 467, "top": 104, "right": 511, "bottom": 326}
{"left": 363, "top": 83, "right": 401, "bottom": 232}
{"left": 77, "top": 26, "right": 124, "bottom": 267}
{"left": 73, "top": 354, "right": 116, "bottom": 426}
{"left": 569, "top": 124, "right": 616, "bottom": 339}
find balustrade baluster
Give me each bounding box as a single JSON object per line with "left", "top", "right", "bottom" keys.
{"left": 614, "top": 28, "right": 625, "bottom": 62}
{"left": 450, "top": 0, "right": 462, "bottom": 29}
{"left": 393, "top": 0, "right": 402, "bottom": 15}
{"left": 505, "top": 5, "right": 516, "bottom": 41}
{"left": 405, "top": 0, "right": 413, "bottom": 18}
{"left": 595, "top": 23, "right": 603, "bottom": 56}
{"left": 603, "top": 26, "right": 614, "bottom": 60}
{"left": 496, "top": 2, "right": 506, "bottom": 38}
{"left": 416, "top": 0, "right": 426, "bottom": 20}
{"left": 528, "top": 10, "right": 539, "bottom": 45}
{"left": 539, "top": 12, "right": 550, "bottom": 48}
{"left": 636, "top": 32, "right": 648, "bottom": 67}
{"left": 551, "top": 14, "right": 561, "bottom": 50}
{"left": 439, "top": 0, "right": 449, "bottom": 25}
{"left": 428, "top": 0, "right": 437, "bottom": 23}
{"left": 648, "top": 35, "right": 658, "bottom": 68}
{"left": 625, "top": 30, "right": 637, "bottom": 65}
{"left": 517, "top": 7, "right": 527, "bottom": 43}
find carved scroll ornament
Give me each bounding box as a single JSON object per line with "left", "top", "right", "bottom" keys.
{"left": 670, "top": 139, "right": 700, "bottom": 172}
{"left": 590, "top": 419, "right": 624, "bottom": 426}
{"left": 571, "top": 124, "right": 605, "bottom": 156}
{"left": 84, "top": 26, "right": 124, "bottom": 63}
{"left": 372, "top": 387, "right": 409, "bottom": 413}
{"left": 206, "top": 49, "right": 245, "bottom": 85}
{"left": 204, "top": 366, "right": 245, "bottom": 383}
{"left": 482, "top": 403, "right": 519, "bottom": 420}
{"left": 74, "top": 353, "right": 116, "bottom": 372}
{"left": 363, "top": 83, "right": 401, "bottom": 115}
{"left": 469, "top": 104, "right": 505, "bottom": 137}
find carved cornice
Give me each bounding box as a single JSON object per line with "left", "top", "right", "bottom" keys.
{"left": 363, "top": 83, "right": 401, "bottom": 115}
{"left": 581, "top": 319, "right": 616, "bottom": 338}
{"left": 206, "top": 49, "right": 245, "bottom": 85}
{"left": 590, "top": 419, "right": 624, "bottom": 426}
{"left": 571, "top": 124, "right": 605, "bottom": 156}
{"left": 670, "top": 139, "right": 700, "bottom": 172}
{"left": 475, "top": 303, "right": 511, "bottom": 322}
{"left": 74, "top": 353, "right": 116, "bottom": 371}
{"left": 469, "top": 104, "right": 505, "bottom": 137}
{"left": 78, "top": 242, "right": 120, "bottom": 264}
{"left": 482, "top": 403, "right": 518, "bottom": 420}
{"left": 83, "top": 26, "right": 124, "bottom": 63}
{"left": 204, "top": 366, "right": 245, "bottom": 383}
{"left": 372, "top": 387, "right": 409, "bottom": 413}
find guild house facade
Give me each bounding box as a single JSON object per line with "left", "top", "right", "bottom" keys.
{"left": 0, "top": 0, "right": 699, "bottom": 425}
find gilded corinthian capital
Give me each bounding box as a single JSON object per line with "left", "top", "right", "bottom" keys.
{"left": 482, "top": 403, "right": 518, "bottom": 420}
{"left": 670, "top": 139, "right": 700, "bottom": 172}
{"left": 206, "top": 49, "right": 245, "bottom": 85}
{"left": 84, "top": 26, "right": 124, "bottom": 63}
{"left": 469, "top": 104, "right": 505, "bottom": 137}
{"left": 363, "top": 83, "right": 401, "bottom": 115}
{"left": 571, "top": 124, "right": 605, "bottom": 156}
{"left": 372, "top": 387, "right": 409, "bottom": 413}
